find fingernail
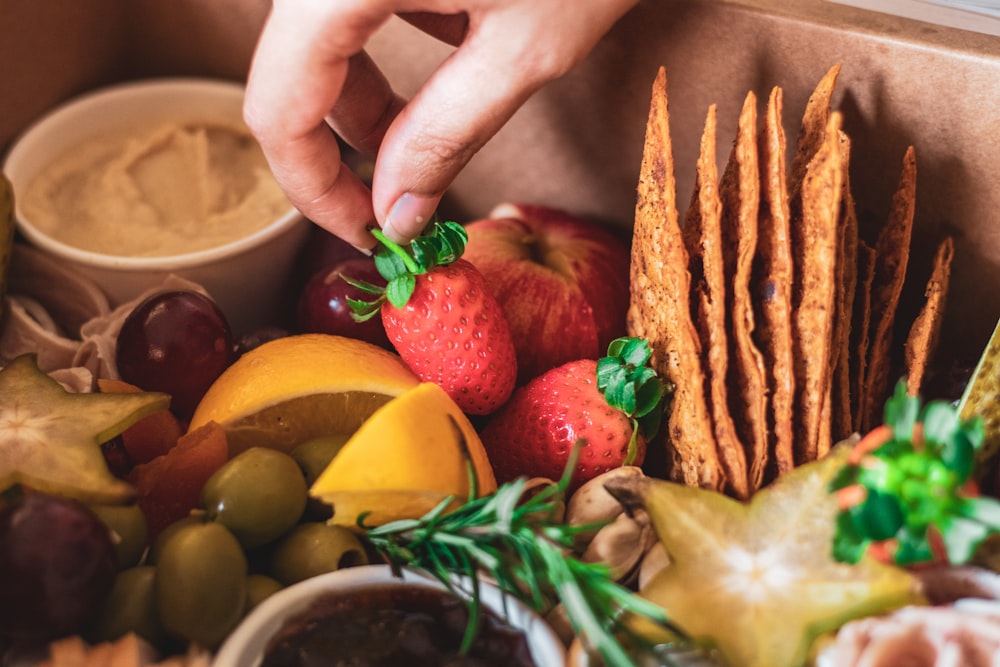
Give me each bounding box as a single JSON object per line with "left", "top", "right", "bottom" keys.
{"left": 383, "top": 193, "right": 438, "bottom": 244}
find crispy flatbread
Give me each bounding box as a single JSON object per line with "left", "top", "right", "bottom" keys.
{"left": 683, "top": 104, "right": 750, "bottom": 499}
{"left": 851, "top": 241, "right": 878, "bottom": 432}
{"left": 754, "top": 86, "right": 796, "bottom": 479}
{"left": 719, "top": 91, "right": 768, "bottom": 492}
{"left": 626, "top": 67, "right": 722, "bottom": 490}
{"left": 789, "top": 64, "right": 842, "bottom": 200}
{"left": 791, "top": 111, "right": 844, "bottom": 465}
{"left": 830, "top": 130, "right": 860, "bottom": 442}
{"left": 862, "top": 146, "right": 917, "bottom": 431}
{"left": 905, "top": 236, "right": 954, "bottom": 396}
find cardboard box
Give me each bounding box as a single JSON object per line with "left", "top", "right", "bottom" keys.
{"left": 2, "top": 0, "right": 998, "bottom": 370}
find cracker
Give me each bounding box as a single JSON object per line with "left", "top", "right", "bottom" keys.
{"left": 626, "top": 67, "right": 722, "bottom": 490}
{"left": 830, "top": 130, "right": 860, "bottom": 442}
{"left": 754, "top": 85, "right": 796, "bottom": 479}
{"left": 789, "top": 64, "right": 842, "bottom": 200}
{"left": 683, "top": 104, "right": 750, "bottom": 499}
{"left": 791, "top": 111, "right": 843, "bottom": 465}
{"left": 904, "top": 236, "right": 954, "bottom": 396}
{"left": 861, "top": 146, "right": 917, "bottom": 432}
{"left": 851, "top": 241, "right": 878, "bottom": 432}
{"left": 719, "top": 91, "right": 769, "bottom": 492}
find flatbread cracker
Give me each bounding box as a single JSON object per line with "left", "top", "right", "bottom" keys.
{"left": 754, "top": 86, "right": 796, "bottom": 479}
{"left": 851, "top": 241, "right": 878, "bottom": 432}
{"left": 791, "top": 111, "right": 843, "bottom": 465}
{"left": 789, "top": 64, "right": 842, "bottom": 200}
{"left": 861, "top": 146, "right": 917, "bottom": 432}
{"left": 830, "top": 130, "right": 860, "bottom": 442}
{"left": 719, "top": 91, "right": 769, "bottom": 492}
{"left": 905, "top": 236, "right": 954, "bottom": 396}
{"left": 626, "top": 67, "right": 722, "bottom": 490}
{"left": 683, "top": 104, "right": 750, "bottom": 499}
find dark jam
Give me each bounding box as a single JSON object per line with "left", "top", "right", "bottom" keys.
{"left": 260, "top": 584, "right": 538, "bottom": 667}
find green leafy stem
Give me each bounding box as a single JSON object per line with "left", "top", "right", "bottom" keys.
{"left": 348, "top": 220, "right": 468, "bottom": 319}
{"left": 597, "top": 337, "right": 669, "bottom": 464}
{"left": 362, "top": 444, "right": 693, "bottom": 667}
{"left": 831, "top": 380, "right": 1000, "bottom": 566}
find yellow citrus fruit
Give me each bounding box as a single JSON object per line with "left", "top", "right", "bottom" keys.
{"left": 188, "top": 334, "right": 420, "bottom": 455}
{"left": 310, "top": 382, "right": 498, "bottom": 528}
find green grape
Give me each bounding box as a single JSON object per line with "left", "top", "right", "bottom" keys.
{"left": 270, "top": 522, "right": 368, "bottom": 586}
{"left": 154, "top": 521, "right": 247, "bottom": 648}
{"left": 201, "top": 447, "right": 308, "bottom": 549}
{"left": 89, "top": 566, "right": 165, "bottom": 648}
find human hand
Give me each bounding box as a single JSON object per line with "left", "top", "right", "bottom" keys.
{"left": 243, "top": 0, "right": 637, "bottom": 250}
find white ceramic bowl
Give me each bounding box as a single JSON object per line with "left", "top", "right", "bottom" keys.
{"left": 214, "top": 564, "right": 567, "bottom": 667}
{"left": 2, "top": 78, "right": 310, "bottom": 334}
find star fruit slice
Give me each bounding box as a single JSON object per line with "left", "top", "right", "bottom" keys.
{"left": 0, "top": 354, "right": 170, "bottom": 503}
{"left": 957, "top": 316, "right": 1000, "bottom": 468}
{"left": 605, "top": 443, "right": 926, "bottom": 667}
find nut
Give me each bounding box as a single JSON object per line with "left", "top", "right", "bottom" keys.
{"left": 566, "top": 466, "right": 646, "bottom": 541}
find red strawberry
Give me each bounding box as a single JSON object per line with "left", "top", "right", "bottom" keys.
{"left": 349, "top": 221, "right": 517, "bottom": 415}
{"left": 480, "top": 337, "right": 666, "bottom": 491}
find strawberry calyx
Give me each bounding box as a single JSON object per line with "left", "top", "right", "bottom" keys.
{"left": 595, "top": 337, "right": 667, "bottom": 465}
{"left": 347, "top": 221, "right": 468, "bottom": 322}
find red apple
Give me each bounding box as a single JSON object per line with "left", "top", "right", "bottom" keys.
{"left": 462, "top": 203, "right": 631, "bottom": 385}
{"left": 296, "top": 257, "right": 393, "bottom": 350}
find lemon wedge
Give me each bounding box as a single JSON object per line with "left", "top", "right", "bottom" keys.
{"left": 310, "top": 382, "right": 498, "bottom": 528}
{"left": 188, "top": 334, "right": 419, "bottom": 455}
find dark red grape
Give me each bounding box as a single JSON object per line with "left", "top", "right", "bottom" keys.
{"left": 295, "top": 226, "right": 369, "bottom": 282}
{"left": 296, "top": 257, "right": 392, "bottom": 350}
{"left": 116, "top": 290, "right": 234, "bottom": 420}
{"left": 100, "top": 435, "right": 134, "bottom": 479}
{"left": 0, "top": 492, "right": 118, "bottom": 641}
{"left": 234, "top": 326, "right": 290, "bottom": 357}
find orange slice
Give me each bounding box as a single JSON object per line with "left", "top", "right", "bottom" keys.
{"left": 188, "top": 334, "right": 419, "bottom": 455}
{"left": 310, "top": 382, "right": 497, "bottom": 528}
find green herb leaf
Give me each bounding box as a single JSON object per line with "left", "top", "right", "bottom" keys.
{"left": 363, "top": 442, "right": 692, "bottom": 667}
{"left": 831, "top": 379, "right": 994, "bottom": 567}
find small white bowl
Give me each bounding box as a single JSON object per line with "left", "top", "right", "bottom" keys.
{"left": 214, "top": 564, "right": 567, "bottom": 667}
{"left": 2, "top": 78, "right": 310, "bottom": 334}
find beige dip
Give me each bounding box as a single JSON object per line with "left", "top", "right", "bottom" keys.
{"left": 21, "top": 122, "right": 290, "bottom": 257}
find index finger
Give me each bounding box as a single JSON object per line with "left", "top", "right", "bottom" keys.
{"left": 243, "top": 1, "right": 391, "bottom": 250}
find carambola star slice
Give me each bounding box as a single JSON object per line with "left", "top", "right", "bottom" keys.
{"left": 0, "top": 354, "right": 169, "bottom": 503}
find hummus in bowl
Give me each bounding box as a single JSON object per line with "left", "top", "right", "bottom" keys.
{"left": 2, "top": 78, "right": 310, "bottom": 333}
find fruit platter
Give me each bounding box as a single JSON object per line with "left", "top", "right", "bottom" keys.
{"left": 4, "top": 13, "right": 1000, "bottom": 666}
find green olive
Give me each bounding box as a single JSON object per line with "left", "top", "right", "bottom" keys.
{"left": 200, "top": 447, "right": 308, "bottom": 549}
{"left": 244, "top": 574, "right": 283, "bottom": 613}
{"left": 270, "top": 522, "right": 368, "bottom": 586}
{"left": 291, "top": 434, "right": 350, "bottom": 484}
{"left": 88, "top": 503, "right": 148, "bottom": 569}
{"left": 154, "top": 521, "right": 247, "bottom": 648}
{"left": 89, "top": 566, "right": 165, "bottom": 648}
{"left": 146, "top": 514, "right": 206, "bottom": 565}
{"left": 291, "top": 435, "right": 347, "bottom": 521}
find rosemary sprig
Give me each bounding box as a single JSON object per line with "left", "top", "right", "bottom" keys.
{"left": 362, "top": 446, "right": 692, "bottom": 667}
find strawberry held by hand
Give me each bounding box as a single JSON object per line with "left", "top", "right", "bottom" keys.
{"left": 480, "top": 337, "right": 665, "bottom": 491}
{"left": 349, "top": 221, "right": 517, "bottom": 415}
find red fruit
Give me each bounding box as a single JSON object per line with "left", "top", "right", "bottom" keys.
{"left": 297, "top": 257, "right": 392, "bottom": 350}
{"left": 0, "top": 492, "right": 118, "bottom": 640}
{"left": 382, "top": 258, "right": 517, "bottom": 415}
{"left": 480, "top": 337, "right": 665, "bottom": 491}
{"left": 351, "top": 221, "right": 517, "bottom": 416}
{"left": 463, "top": 203, "right": 631, "bottom": 385}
